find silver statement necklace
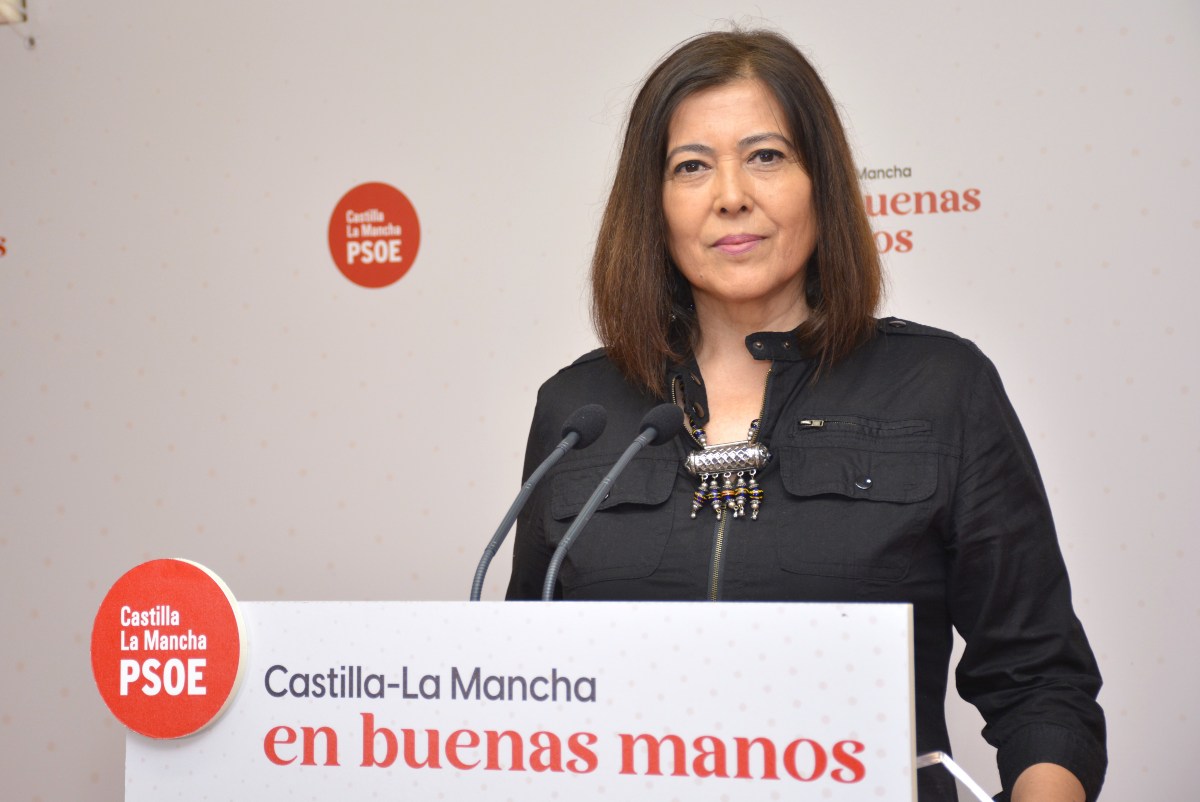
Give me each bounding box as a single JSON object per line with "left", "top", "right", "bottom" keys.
{"left": 674, "top": 360, "right": 774, "bottom": 521}
{"left": 683, "top": 419, "right": 772, "bottom": 521}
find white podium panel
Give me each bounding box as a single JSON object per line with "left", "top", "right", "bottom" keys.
{"left": 125, "top": 601, "right": 915, "bottom": 801}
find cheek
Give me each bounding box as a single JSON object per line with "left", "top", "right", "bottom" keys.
{"left": 779, "top": 197, "right": 817, "bottom": 249}
{"left": 662, "top": 190, "right": 688, "bottom": 225}
{"left": 663, "top": 197, "right": 704, "bottom": 252}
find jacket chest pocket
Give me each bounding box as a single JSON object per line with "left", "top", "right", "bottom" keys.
{"left": 548, "top": 457, "right": 678, "bottom": 590}
{"left": 775, "top": 444, "right": 938, "bottom": 581}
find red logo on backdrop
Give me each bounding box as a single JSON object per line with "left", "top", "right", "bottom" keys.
{"left": 858, "top": 164, "right": 983, "bottom": 254}
{"left": 328, "top": 182, "right": 421, "bottom": 288}
{"left": 91, "top": 559, "right": 246, "bottom": 739}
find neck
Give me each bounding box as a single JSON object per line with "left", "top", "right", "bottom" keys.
{"left": 691, "top": 294, "right": 809, "bottom": 367}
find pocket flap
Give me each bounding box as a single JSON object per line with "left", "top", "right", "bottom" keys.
{"left": 780, "top": 446, "right": 937, "bottom": 503}
{"left": 550, "top": 457, "right": 678, "bottom": 520}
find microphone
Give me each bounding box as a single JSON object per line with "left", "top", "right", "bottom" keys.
{"left": 540, "top": 403, "right": 685, "bottom": 601}
{"left": 469, "top": 404, "right": 607, "bottom": 600}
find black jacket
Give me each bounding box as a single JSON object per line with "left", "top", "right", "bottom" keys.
{"left": 507, "top": 318, "right": 1106, "bottom": 801}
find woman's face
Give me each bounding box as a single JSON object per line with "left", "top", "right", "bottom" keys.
{"left": 662, "top": 78, "right": 816, "bottom": 324}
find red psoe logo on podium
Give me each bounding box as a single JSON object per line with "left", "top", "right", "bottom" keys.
{"left": 90, "top": 559, "right": 246, "bottom": 739}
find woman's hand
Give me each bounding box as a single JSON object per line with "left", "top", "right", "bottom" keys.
{"left": 1011, "top": 763, "right": 1086, "bottom": 802}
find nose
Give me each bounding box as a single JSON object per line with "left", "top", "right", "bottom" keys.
{"left": 713, "top": 159, "right": 752, "bottom": 215}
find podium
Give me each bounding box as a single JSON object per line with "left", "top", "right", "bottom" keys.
{"left": 121, "top": 601, "right": 918, "bottom": 800}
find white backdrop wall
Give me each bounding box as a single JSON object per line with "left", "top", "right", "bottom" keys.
{"left": 1, "top": 2, "right": 1196, "bottom": 799}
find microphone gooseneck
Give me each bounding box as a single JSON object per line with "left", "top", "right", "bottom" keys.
{"left": 540, "top": 404, "right": 684, "bottom": 601}
{"left": 469, "top": 405, "right": 607, "bottom": 601}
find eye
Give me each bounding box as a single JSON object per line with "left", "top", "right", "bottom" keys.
{"left": 749, "top": 149, "right": 786, "bottom": 165}
{"left": 672, "top": 159, "right": 707, "bottom": 175}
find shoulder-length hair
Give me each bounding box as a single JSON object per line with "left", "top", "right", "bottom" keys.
{"left": 591, "top": 29, "right": 882, "bottom": 397}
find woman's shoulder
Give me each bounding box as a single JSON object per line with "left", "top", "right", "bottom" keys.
{"left": 864, "top": 316, "right": 993, "bottom": 372}
{"left": 812, "top": 317, "right": 1003, "bottom": 411}
{"left": 526, "top": 348, "right": 664, "bottom": 454}
{"left": 540, "top": 347, "right": 619, "bottom": 391}
{"left": 533, "top": 348, "right": 652, "bottom": 418}
{"left": 873, "top": 316, "right": 978, "bottom": 348}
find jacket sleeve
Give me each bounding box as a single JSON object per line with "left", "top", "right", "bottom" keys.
{"left": 505, "top": 391, "right": 559, "bottom": 600}
{"left": 947, "top": 354, "right": 1107, "bottom": 801}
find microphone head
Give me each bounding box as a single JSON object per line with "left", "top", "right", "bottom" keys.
{"left": 640, "top": 403, "right": 686, "bottom": 446}
{"left": 561, "top": 404, "right": 607, "bottom": 448}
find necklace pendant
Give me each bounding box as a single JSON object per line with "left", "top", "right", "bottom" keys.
{"left": 722, "top": 472, "right": 737, "bottom": 514}
{"left": 749, "top": 472, "right": 763, "bottom": 520}
{"left": 690, "top": 475, "right": 710, "bottom": 519}
{"left": 734, "top": 472, "right": 748, "bottom": 518}
{"left": 684, "top": 441, "right": 770, "bottom": 522}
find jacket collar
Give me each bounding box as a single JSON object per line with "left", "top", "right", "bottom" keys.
{"left": 667, "top": 328, "right": 812, "bottom": 427}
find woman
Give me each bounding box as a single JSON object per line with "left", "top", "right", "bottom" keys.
{"left": 507, "top": 29, "right": 1106, "bottom": 802}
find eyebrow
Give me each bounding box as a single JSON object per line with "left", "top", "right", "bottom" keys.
{"left": 665, "top": 132, "right": 794, "bottom": 162}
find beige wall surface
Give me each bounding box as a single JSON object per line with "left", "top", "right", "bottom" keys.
{"left": 1, "top": 1, "right": 1196, "bottom": 799}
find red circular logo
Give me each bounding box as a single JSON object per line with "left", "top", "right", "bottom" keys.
{"left": 328, "top": 182, "right": 421, "bottom": 288}
{"left": 90, "top": 559, "right": 246, "bottom": 739}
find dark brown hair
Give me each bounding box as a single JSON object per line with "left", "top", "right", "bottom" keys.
{"left": 591, "top": 29, "right": 882, "bottom": 397}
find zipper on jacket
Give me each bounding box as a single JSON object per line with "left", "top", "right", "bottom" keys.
{"left": 754, "top": 364, "right": 775, "bottom": 436}
{"left": 798, "top": 417, "right": 929, "bottom": 435}
{"left": 707, "top": 511, "right": 729, "bottom": 601}
{"left": 705, "top": 363, "right": 774, "bottom": 601}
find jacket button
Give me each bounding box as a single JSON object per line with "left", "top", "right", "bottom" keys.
{"left": 752, "top": 340, "right": 764, "bottom": 350}
{"left": 888, "top": 319, "right": 907, "bottom": 328}
{"left": 855, "top": 476, "right": 873, "bottom": 491}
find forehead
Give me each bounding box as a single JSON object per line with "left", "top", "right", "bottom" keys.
{"left": 666, "top": 78, "right": 790, "bottom": 146}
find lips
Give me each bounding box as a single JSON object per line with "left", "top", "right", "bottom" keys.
{"left": 713, "top": 234, "right": 764, "bottom": 255}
